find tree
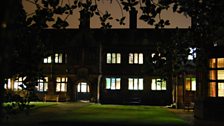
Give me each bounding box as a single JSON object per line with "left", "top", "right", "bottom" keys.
{"left": 0, "top": 0, "right": 47, "bottom": 120}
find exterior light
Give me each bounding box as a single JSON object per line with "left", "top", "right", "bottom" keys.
{"left": 1, "top": 22, "right": 7, "bottom": 28}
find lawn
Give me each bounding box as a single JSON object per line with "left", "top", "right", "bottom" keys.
{"left": 2, "top": 102, "right": 190, "bottom": 126}
{"left": 56, "top": 104, "right": 189, "bottom": 126}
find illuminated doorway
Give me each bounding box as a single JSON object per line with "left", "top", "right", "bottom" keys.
{"left": 77, "top": 82, "right": 90, "bottom": 101}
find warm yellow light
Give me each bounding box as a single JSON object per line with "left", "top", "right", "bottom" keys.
{"left": 1, "top": 22, "right": 7, "bottom": 28}
{"left": 209, "top": 58, "right": 216, "bottom": 68}
{"left": 209, "top": 82, "right": 216, "bottom": 97}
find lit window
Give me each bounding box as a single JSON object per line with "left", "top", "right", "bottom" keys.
{"left": 14, "top": 77, "right": 26, "bottom": 91}
{"left": 56, "top": 77, "right": 67, "bottom": 92}
{"left": 106, "top": 53, "right": 121, "bottom": 64}
{"left": 187, "top": 47, "right": 196, "bottom": 60}
{"left": 129, "top": 53, "right": 143, "bottom": 64}
{"left": 55, "top": 53, "right": 63, "bottom": 63}
{"left": 209, "top": 70, "right": 216, "bottom": 80}
{"left": 4, "top": 79, "right": 11, "bottom": 89}
{"left": 218, "top": 70, "right": 224, "bottom": 80}
{"left": 128, "top": 78, "right": 143, "bottom": 90}
{"left": 129, "top": 53, "right": 134, "bottom": 64}
{"left": 218, "top": 58, "right": 224, "bottom": 68}
{"left": 210, "top": 58, "right": 216, "bottom": 68}
{"left": 43, "top": 56, "right": 52, "bottom": 63}
{"left": 185, "top": 77, "right": 196, "bottom": 91}
{"left": 107, "top": 53, "right": 111, "bottom": 63}
{"left": 36, "top": 77, "right": 48, "bottom": 92}
{"left": 112, "top": 53, "right": 116, "bottom": 63}
{"left": 218, "top": 83, "right": 224, "bottom": 97}
{"left": 77, "top": 82, "right": 89, "bottom": 93}
{"left": 139, "top": 53, "right": 143, "bottom": 64}
{"left": 151, "top": 79, "right": 166, "bottom": 90}
{"left": 117, "top": 54, "right": 121, "bottom": 64}
{"left": 105, "top": 78, "right": 121, "bottom": 90}
{"left": 209, "top": 58, "right": 224, "bottom": 97}
{"left": 209, "top": 82, "right": 216, "bottom": 97}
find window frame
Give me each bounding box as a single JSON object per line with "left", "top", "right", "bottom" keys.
{"left": 185, "top": 77, "right": 196, "bottom": 91}
{"left": 77, "top": 82, "right": 90, "bottom": 93}
{"left": 43, "top": 53, "right": 66, "bottom": 64}
{"left": 36, "top": 77, "right": 48, "bottom": 92}
{"left": 129, "top": 53, "right": 144, "bottom": 64}
{"left": 151, "top": 78, "right": 167, "bottom": 91}
{"left": 105, "top": 77, "right": 121, "bottom": 90}
{"left": 56, "top": 77, "right": 68, "bottom": 92}
{"left": 43, "top": 56, "right": 52, "bottom": 63}
{"left": 209, "top": 58, "right": 224, "bottom": 97}
{"left": 106, "top": 53, "right": 121, "bottom": 64}
{"left": 55, "top": 53, "right": 63, "bottom": 63}
{"left": 128, "top": 78, "right": 144, "bottom": 90}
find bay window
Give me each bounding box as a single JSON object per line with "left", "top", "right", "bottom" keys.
{"left": 209, "top": 58, "right": 224, "bottom": 97}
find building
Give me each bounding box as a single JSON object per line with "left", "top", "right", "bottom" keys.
{"left": 3, "top": 7, "right": 198, "bottom": 109}
{"left": 3, "top": 0, "right": 224, "bottom": 122}
{"left": 194, "top": 46, "right": 224, "bottom": 120}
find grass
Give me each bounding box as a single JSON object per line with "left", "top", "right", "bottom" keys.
{"left": 2, "top": 102, "right": 190, "bottom": 126}
{"left": 57, "top": 104, "right": 188, "bottom": 126}
{"left": 29, "top": 102, "right": 58, "bottom": 109}
{"left": 3, "top": 101, "right": 57, "bottom": 107}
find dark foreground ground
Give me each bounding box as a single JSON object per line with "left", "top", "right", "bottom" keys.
{"left": 1, "top": 102, "right": 224, "bottom": 126}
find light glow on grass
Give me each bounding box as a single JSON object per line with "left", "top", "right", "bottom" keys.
{"left": 3, "top": 102, "right": 189, "bottom": 126}
{"left": 29, "top": 102, "right": 58, "bottom": 108}
{"left": 59, "top": 104, "right": 188, "bottom": 125}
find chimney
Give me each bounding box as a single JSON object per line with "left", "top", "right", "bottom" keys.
{"left": 79, "top": 10, "right": 90, "bottom": 29}
{"left": 129, "top": 8, "right": 137, "bottom": 29}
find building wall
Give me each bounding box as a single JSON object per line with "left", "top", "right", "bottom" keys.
{"left": 195, "top": 46, "right": 224, "bottom": 120}
{"left": 100, "top": 75, "right": 172, "bottom": 105}
{"left": 4, "top": 29, "right": 191, "bottom": 106}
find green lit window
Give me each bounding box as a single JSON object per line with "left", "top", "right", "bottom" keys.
{"left": 106, "top": 78, "right": 121, "bottom": 90}
{"left": 151, "top": 79, "right": 166, "bottom": 90}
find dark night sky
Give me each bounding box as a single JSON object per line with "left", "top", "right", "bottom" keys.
{"left": 22, "top": 0, "right": 191, "bottom": 28}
